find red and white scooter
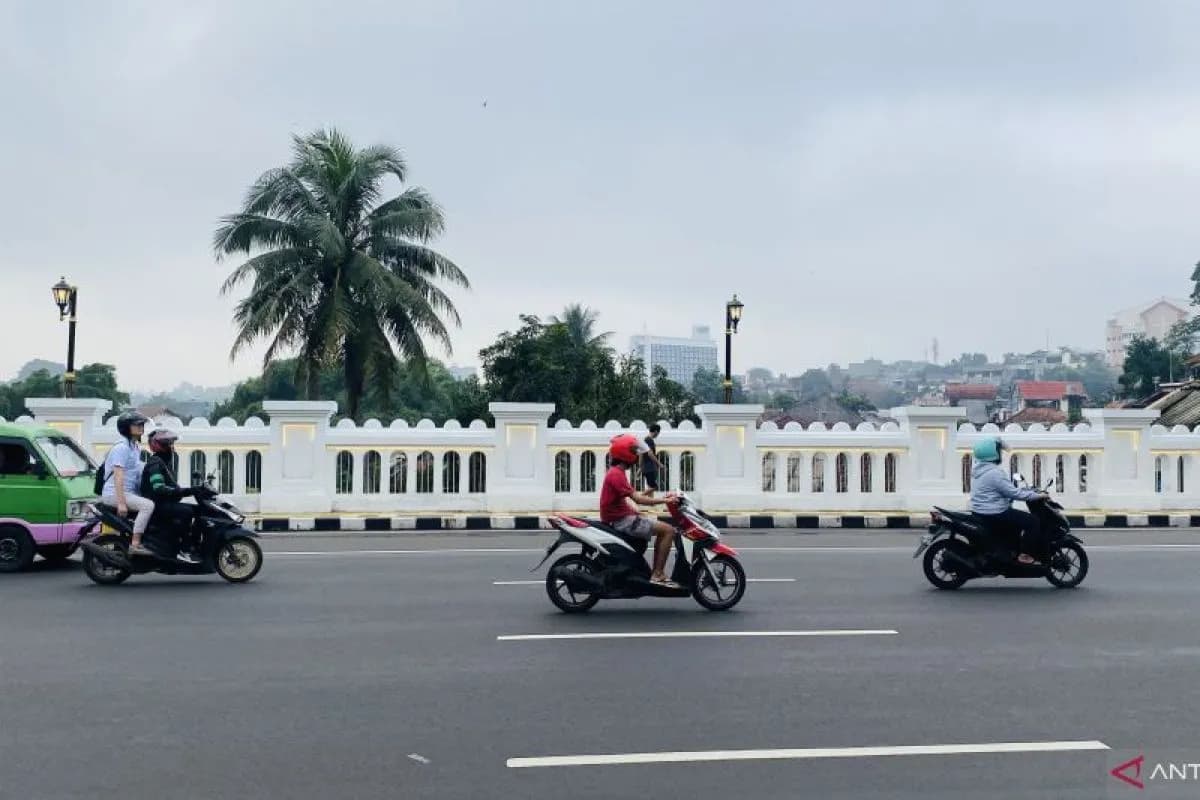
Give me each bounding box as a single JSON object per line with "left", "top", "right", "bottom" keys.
{"left": 531, "top": 494, "right": 746, "bottom": 613}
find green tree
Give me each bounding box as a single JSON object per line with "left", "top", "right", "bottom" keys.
{"left": 690, "top": 367, "right": 745, "bottom": 404}
{"left": 1119, "top": 336, "right": 1177, "bottom": 398}
{"left": 836, "top": 391, "right": 876, "bottom": 416}
{"left": 480, "top": 315, "right": 698, "bottom": 424}
{"left": 215, "top": 128, "right": 468, "bottom": 420}
{"left": 74, "top": 364, "right": 130, "bottom": 407}
{"left": 549, "top": 304, "right": 611, "bottom": 349}
{"left": 795, "top": 369, "right": 833, "bottom": 401}
{"left": 770, "top": 391, "right": 798, "bottom": 412}
{"left": 0, "top": 364, "right": 129, "bottom": 418}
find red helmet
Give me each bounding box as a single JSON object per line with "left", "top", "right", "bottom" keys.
{"left": 609, "top": 433, "right": 640, "bottom": 465}
{"left": 148, "top": 428, "right": 179, "bottom": 456}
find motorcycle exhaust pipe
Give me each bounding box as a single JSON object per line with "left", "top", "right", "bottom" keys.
{"left": 941, "top": 548, "right": 979, "bottom": 576}
{"left": 558, "top": 570, "right": 603, "bottom": 593}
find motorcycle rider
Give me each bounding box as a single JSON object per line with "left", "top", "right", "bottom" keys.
{"left": 970, "top": 437, "right": 1049, "bottom": 565}
{"left": 601, "top": 434, "right": 677, "bottom": 587}
{"left": 139, "top": 429, "right": 200, "bottom": 564}
{"left": 101, "top": 411, "right": 155, "bottom": 557}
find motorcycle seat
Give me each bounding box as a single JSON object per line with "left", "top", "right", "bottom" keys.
{"left": 934, "top": 507, "right": 986, "bottom": 531}
{"left": 583, "top": 519, "right": 650, "bottom": 553}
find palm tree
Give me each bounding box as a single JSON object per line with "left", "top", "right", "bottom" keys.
{"left": 215, "top": 129, "right": 468, "bottom": 419}
{"left": 550, "top": 304, "right": 612, "bottom": 350}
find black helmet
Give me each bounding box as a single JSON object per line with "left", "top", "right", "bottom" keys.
{"left": 116, "top": 411, "right": 149, "bottom": 440}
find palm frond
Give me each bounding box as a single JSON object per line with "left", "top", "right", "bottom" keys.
{"left": 371, "top": 239, "right": 469, "bottom": 289}
{"left": 213, "top": 214, "right": 307, "bottom": 257}
{"left": 242, "top": 167, "right": 321, "bottom": 220}
{"left": 367, "top": 188, "right": 445, "bottom": 241}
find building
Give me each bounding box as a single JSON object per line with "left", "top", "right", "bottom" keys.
{"left": 1011, "top": 380, "right": 1087, "bottom": 418}
{"left": 944, "top": 383, "right": 1000, "bottom": 425}
{"left": 1106, "top": 297, "right": 1192, "bottom": 368}
{"left": 629, "top": 325, "right": 718, "bottom": 386}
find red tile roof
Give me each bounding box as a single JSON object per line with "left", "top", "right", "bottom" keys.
{"left": 1015, "top": 380, "right": 1086, "bottom": 401}
{"left": 1008, "top": 407, "right": 1067, "bottom": 425}
{"left": 945, "top": 384, "right": 998, "bottom": 401}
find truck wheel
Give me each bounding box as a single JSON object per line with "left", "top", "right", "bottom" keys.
{"left": 0, "top": 525, "right": 36, "bottom": 573}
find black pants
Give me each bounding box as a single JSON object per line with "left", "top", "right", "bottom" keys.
{"left": 976, "top": 507, "right": 1043, "bottom": 557}
{"left": 151, "top": 502, "right": 198, "bottom": 553}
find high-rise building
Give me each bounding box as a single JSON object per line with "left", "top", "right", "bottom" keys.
{"left": 1105, "top": 298, "right": 1192, "bottom": 368}
{"left": 629, "top": 325, "right": 719, "bottom": 386}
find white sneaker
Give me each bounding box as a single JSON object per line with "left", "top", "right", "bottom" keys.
{"left": 176, "top": 551, "right": 200, "bottom": 565}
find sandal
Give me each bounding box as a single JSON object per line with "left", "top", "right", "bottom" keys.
{"left": 650, "top": 575, "right": 682, "bottom": 589}
{"left": 1015, "top": 554, "right": 1040, "bottom": 566}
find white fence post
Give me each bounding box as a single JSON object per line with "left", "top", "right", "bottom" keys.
{"left": 890, "top": 407, "right": 965, "bottom": 510}
{"left": 259, "top": 401, "right": 338, "bottom": 514}
{"left": 487, "top": 402, "right": 555, "bottom": 513}
{"left": 694, "top": 403, "right": 766, "bottom": 511}
{"left": 1083, "top": 409, "right": 1160, "bottom": 511}
{"left": 23, "top": 398, "right": 112, "bottom": 456}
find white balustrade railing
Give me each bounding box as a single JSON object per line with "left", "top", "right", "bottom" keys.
{"left": 6, "top": 398, "right": 1185, "bottom": 516}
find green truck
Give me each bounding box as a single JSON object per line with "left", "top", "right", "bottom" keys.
{"left": 0, "top": 421, "right": 99, "bottom": 571}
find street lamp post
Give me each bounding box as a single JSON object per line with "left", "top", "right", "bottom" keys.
{"left": 51, "top": 277, "right": 78, "bottom": 399}
{"left": 723, "top": 294, "right": 744, "bottom": 403}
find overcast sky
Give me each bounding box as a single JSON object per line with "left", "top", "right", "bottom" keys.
{"left": 2, "top": 0, "right": 1198, "bottom": 391}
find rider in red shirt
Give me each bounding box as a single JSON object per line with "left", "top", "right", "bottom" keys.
{"left": 601, "top": 434, "right": 676, "bottom": 587}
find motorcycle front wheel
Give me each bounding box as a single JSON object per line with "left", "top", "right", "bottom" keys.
{"left": 545, "top": 554, "right": 601, "bottom": 613}
{"left": 1044, "top": 541, "right": 1088, "bottom": 589}
{"left": 692, "top": 554, "right": 746, "bottom": 611}
{"left": 215, "top": 535, "right": 263, "bottom": 583}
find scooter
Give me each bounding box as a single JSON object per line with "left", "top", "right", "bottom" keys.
{"left": 914, "top": 473, "right": 1089, "bottom": 590}
{"left": 531, "top": 494, "right": 746, "bottom": 613}
{"left": 78, "top": 474, "right": 263, "bottom": 585}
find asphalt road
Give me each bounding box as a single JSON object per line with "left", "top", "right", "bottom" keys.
{"left": 3, "top": 529, "right": 1200, "bottom": 799}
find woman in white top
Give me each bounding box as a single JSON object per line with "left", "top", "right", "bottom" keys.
{"left": 102, "top": 411, "right": 155, "bottom": 556}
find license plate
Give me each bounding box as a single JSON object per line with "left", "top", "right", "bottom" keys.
{"left": 913, "top": 533, "right": 933, "bottom": 559}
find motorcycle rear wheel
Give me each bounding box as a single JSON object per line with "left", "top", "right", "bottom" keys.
{"left": 82, "top": 535, "right": 132, "bottom": 586}
{"left": 922, "top": 540, "right": 969, "bottom": 590}
{"left": 545, "top": 554, "right": 601, "bottom": 613}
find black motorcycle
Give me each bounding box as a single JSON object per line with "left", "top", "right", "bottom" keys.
{"left": 78, "top": 475, "right": 263, "bottom": 585}
{"left": 914, "top": 475, "right": 1088, "bottom": 590}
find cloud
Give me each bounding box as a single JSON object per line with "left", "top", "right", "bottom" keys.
{"left": 1, "top": 0, "right": 1196, "bottom": 389}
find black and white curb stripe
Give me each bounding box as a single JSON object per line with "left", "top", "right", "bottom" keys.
{"left": 251, "top": 513, "right": 1192, "bottom": 533}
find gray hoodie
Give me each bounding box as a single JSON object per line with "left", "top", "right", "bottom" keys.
{"left": 970, "top": 460, "right": 1040, "bottom": 515}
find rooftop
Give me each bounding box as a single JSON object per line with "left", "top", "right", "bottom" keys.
{"left": 1015, "top": 380, "right": 1087, "bottom": 401}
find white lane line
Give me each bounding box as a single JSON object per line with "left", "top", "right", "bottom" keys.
{"left": 497, "top": 630, "right": 897, "bottom": 642}
{"left": 407, "top": 754, "right": 430, "bottom": 764}
{"left": 506, "top": 739, "right": 1110, "bottom": 769}
{"left": 492, "top": 578, "right": 797, "bottom": 586}
{"left": 272, "top": 548, "right": 542, "bottom": 556}
{"left": 266, "top": 544, "right": 1200, "bottom": 558}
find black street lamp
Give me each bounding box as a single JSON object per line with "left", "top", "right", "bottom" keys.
{"left": 51, "top": 277, "right": 78, "bottom": 399}
{"left": 723, "top": 294, "right": 744, "bottom": 403}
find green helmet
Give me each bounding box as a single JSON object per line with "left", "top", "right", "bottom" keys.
{"left": 972, "top": 438, "right": 1004, "bottom": 463}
